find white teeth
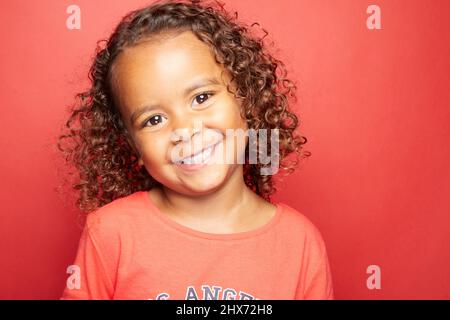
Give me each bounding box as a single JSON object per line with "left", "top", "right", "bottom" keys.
{"left": 179, "top": 146, "right": 213, "bottom": 165}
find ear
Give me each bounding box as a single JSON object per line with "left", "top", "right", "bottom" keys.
{"left": 132, "top": 143, "right": 145, "bottom": 168}
{"left": 122, "top": 129, "right": 143, "bottom": 165}
{"left": 130, "top": 141, "right": 144, "bottom": 167}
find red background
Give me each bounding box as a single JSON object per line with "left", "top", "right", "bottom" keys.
{"left": 0, "top": 0, "right": 449, "bottom": 299}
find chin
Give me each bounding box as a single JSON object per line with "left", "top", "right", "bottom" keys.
{"left": 170, "top": 164, "right": 234, "bottom": 196}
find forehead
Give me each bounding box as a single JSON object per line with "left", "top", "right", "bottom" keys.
{"left": 109, "top": 31, "right": 227, "bottom": 114}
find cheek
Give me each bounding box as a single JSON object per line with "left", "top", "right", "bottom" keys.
{"left": 210, "top": 98, "right": 247, "bottom": 131}
{"left": 208, "top": 100, "right": 249, "bottom": 160}
{"left": 139, "top": 134, "right": 169, "bottom": 167}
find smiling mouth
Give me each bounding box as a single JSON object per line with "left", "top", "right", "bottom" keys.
{"left": 173, "top": 141, "right": 220, "bottom": 166}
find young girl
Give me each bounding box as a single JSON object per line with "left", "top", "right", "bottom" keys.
{"left": 58, "top": 0, "right": 333, "bottom": 300}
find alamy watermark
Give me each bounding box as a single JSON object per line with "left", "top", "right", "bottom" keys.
{"left": 169, "top": 120, "right": 280, "bottom": 175}
{"left": 66, "top": 264, "right": 81, "bottom": 290}
{"left": 366, "top": 264, "right": 381, "bottom": 290}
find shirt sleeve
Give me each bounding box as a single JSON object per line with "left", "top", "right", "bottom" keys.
{"left": 295, "top": 229, "right": 334, "bottom": 300}
{"left": 60, "top": 213, "right": 118, "bottom": 300}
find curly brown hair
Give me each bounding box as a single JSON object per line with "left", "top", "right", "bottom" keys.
{"left": 57, "top": 0, "right": 311, "bottom": 214}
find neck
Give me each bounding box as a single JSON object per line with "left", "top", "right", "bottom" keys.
{"left": 158, "top": 165, "right": 257, "bottom": 223}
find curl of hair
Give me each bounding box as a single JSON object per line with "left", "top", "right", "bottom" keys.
{"left": 57, "top": 0, "right": 311, "bottom": 214}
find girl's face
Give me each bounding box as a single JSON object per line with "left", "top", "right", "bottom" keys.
{"left": 110, "top": 31, "right": 248, "bottom": 196}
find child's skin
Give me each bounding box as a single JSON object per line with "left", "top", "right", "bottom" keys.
{"left": 110, "top": 30, "right": 276, "bottom": 234}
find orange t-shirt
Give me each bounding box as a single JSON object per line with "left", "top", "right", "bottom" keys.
{"left": 61, "top": 191, "right": 334, "bottom": 300}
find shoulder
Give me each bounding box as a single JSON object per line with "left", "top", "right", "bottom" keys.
{"left": 276, "top": 202, "right": 328, "bottom": 252}
{"left": 85, "top": 191, "right": 147, "bottom": 238}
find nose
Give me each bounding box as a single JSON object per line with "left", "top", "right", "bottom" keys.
{"left": 170, "top": 118, "right": 203, "bottom": 144}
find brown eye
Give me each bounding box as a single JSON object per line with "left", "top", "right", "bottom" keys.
{"left": 144, "top": 114, "right": 167, "bottom": 127}
{"left": 192, "top": 92, "right": 213, "bottom": 107}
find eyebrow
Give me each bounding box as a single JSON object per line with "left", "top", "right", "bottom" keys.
{"left": 129, "top": 77, "right": 222, "bottom": 125}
